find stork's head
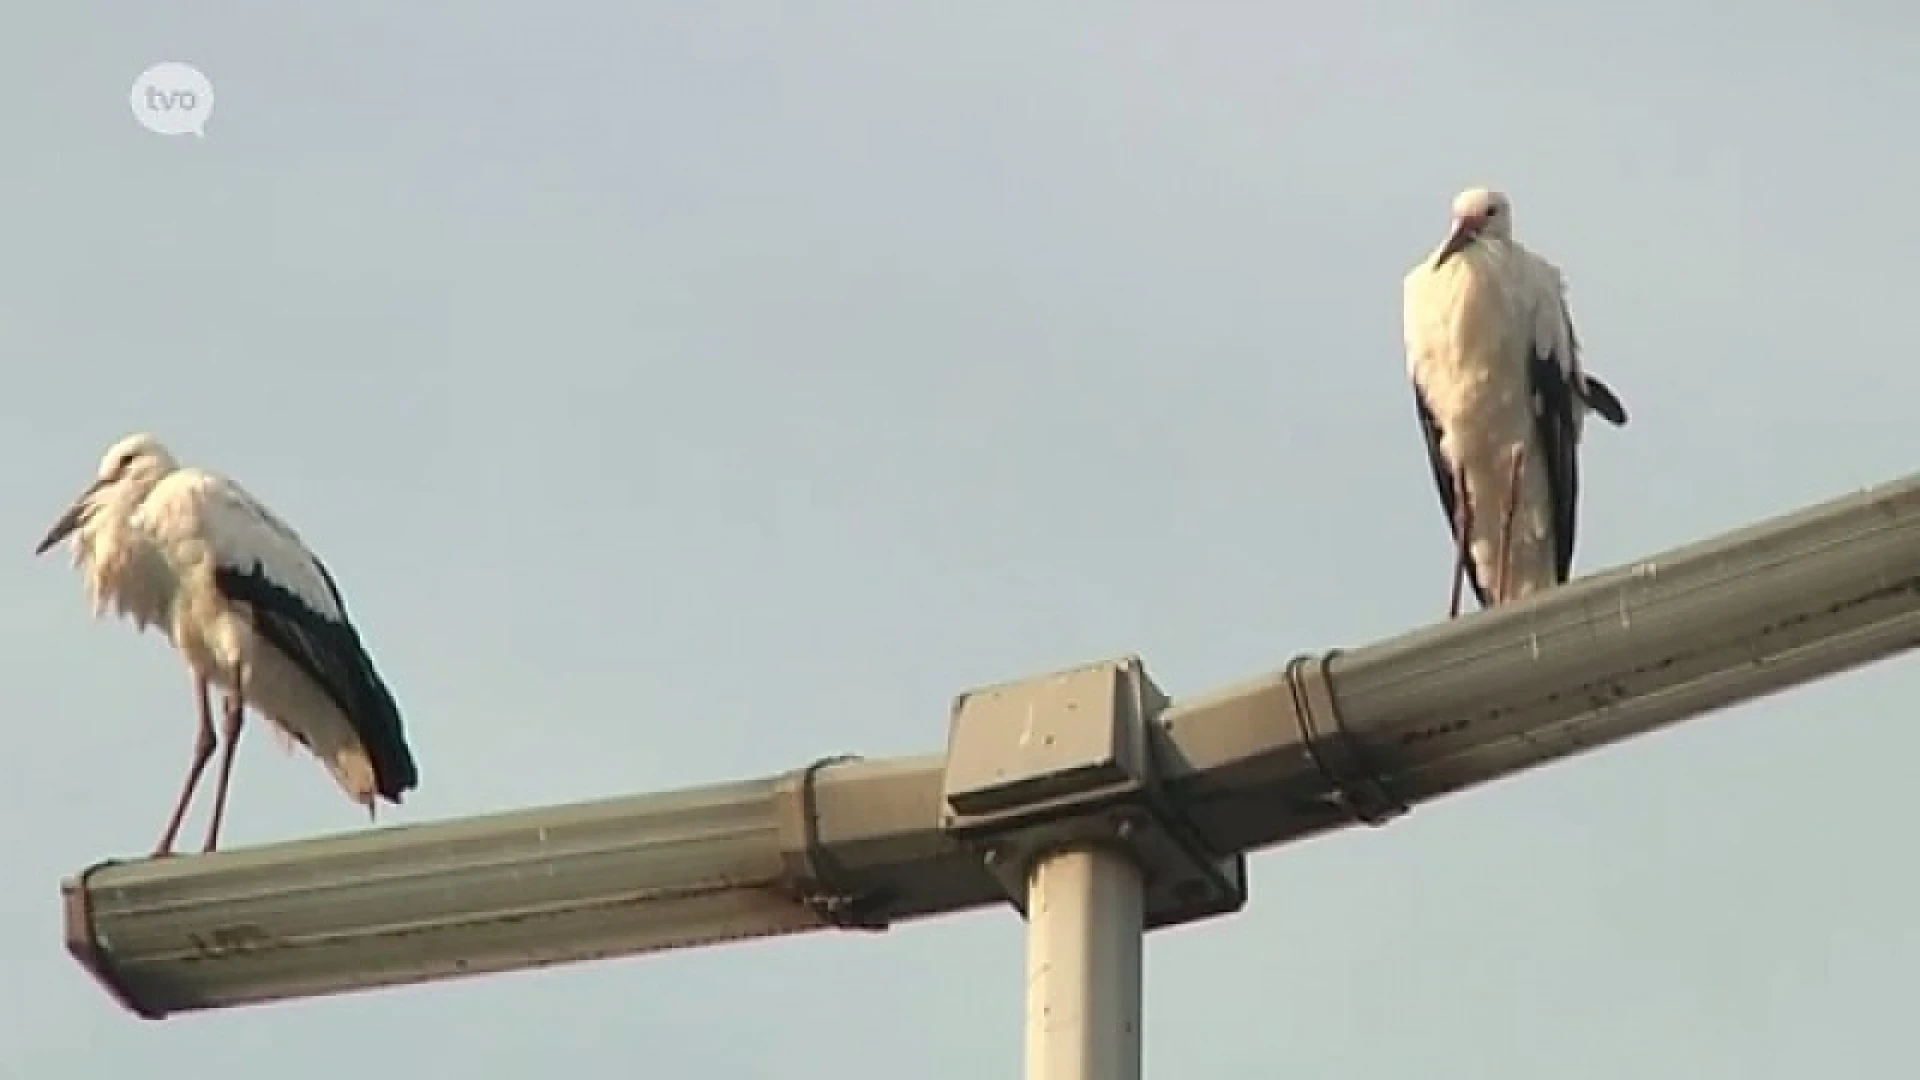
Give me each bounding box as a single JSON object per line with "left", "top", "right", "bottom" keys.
{"left": 34, "top": 433, "right": 181, "bottom": 556}
{"left": 1433, "top": 187, "right": 1513, "bottom": 268}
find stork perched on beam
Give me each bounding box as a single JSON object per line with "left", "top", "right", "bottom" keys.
{"left": 1403, "top": 187, "right": 1630, "bottom": 617}
{"left": 35, "top": 433, "right": 419, "bottom": 857}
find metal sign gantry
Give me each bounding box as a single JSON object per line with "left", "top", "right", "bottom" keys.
{"left": 62, "top": 471, "right": 1920, "bottom": 1080}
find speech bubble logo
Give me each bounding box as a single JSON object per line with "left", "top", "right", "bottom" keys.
{"left": 129, "top": 62, "right": 215, "bottom": 138}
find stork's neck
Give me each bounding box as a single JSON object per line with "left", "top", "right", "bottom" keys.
{"left": 1441, "top": 234, "right": 1519, "bottom": 275}
{"left": 85, "top": 475, "right": 161, "bottom": 535}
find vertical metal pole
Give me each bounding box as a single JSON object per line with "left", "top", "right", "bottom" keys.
{"left": 1024, "top": 844, "right": 1144, "bottom": 1080}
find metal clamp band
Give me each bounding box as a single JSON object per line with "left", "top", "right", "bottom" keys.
{"left": 1287, "top": 652, "right": 1408, "bottom": 826}
{"left": 777, "top": 754, "right": 892, "bottom": 931}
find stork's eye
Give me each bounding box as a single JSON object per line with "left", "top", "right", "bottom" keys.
{"left": 116, "top": 453, "right": 136, "bottom": 473}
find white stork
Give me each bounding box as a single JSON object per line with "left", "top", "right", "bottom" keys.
{"left": 1403, "top": 187, "right": 1630, "bottom": 617}
{"left": 35, "top": 433, "right": 418, "bottom": 857}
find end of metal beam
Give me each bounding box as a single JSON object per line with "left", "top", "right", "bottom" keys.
{"left": 63, "top": 862, "right": 165, "bottom": 1020}
{"left": 59, "top": 777, "right": 841, "bottom": 1019}
{"left": 940, "top": 656, "right": 1247, "bottom": 930}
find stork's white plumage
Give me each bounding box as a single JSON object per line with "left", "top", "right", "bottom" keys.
{"left": 1403, "top": 187, "right": 1629, "bottom": 616}
{"left": 36, "top": 433, "right": 418, "bottom": 857}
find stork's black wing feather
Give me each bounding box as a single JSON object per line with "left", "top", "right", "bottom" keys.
{"left": 214, "top": 561, "right": 419, "bottom": 801}
{"left": 1413, "top": 382, "right": 1490, "bottom": 609}
{"left": 1527, "top": 351, "right": 1581, "bottom": 584}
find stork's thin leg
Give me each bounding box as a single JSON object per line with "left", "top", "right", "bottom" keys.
{"left": 152, "top": 676, "right": 217, "bottom": 859}
{"left": 1447, "top": 463, "right": 1474, "bottom": 619}
{"left": 202, "top": 685, "right": 248, "bottom": 854}
{"left": 1493, "top": 446, "right": 1526, "bottom": 606}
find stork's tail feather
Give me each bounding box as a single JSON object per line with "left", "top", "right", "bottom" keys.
{"left": 361, "top": 700, "right": 416, "bottom": 804}
{"left": 335, "top": 628, "right": 417, "bottom": 803}
{"left": 1577, "top": 372, "right": 1629, "bottom": 426}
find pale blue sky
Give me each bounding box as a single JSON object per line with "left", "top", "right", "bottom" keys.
{"left": 3, "top": 3, "right": 1918, "bottom": 1076}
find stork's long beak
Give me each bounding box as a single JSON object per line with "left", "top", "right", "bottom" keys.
{"left": 1432, "top": 218, "right": 1480, "bottom": 268}
{"left": 34, "top": 479, "right": 106, "bottom": 556}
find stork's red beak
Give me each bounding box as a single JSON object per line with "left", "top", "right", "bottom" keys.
{"left": 1432, "top": 216, "right": 1482, "bottom": 268}
{"left": 35, "top": 478, "right": 106, "bottom": 556}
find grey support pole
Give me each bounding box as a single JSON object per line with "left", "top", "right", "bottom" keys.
{"left": 1023, "top": 845, "right": 1145, "bottom": 1080}
{"left": 942, "top": 658, "right": 1245, "bottom": 1080}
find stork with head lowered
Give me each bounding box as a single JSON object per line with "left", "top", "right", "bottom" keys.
{"left": 1403, "top": 187, "right": 1630, "bottom": 617}
{"left": 36, "top": 433, "right": 419, "bottom": 857}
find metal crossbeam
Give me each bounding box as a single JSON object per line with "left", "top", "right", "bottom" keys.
{"left": 64, "top": 471, "right": 1920, "bottom": 1070}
